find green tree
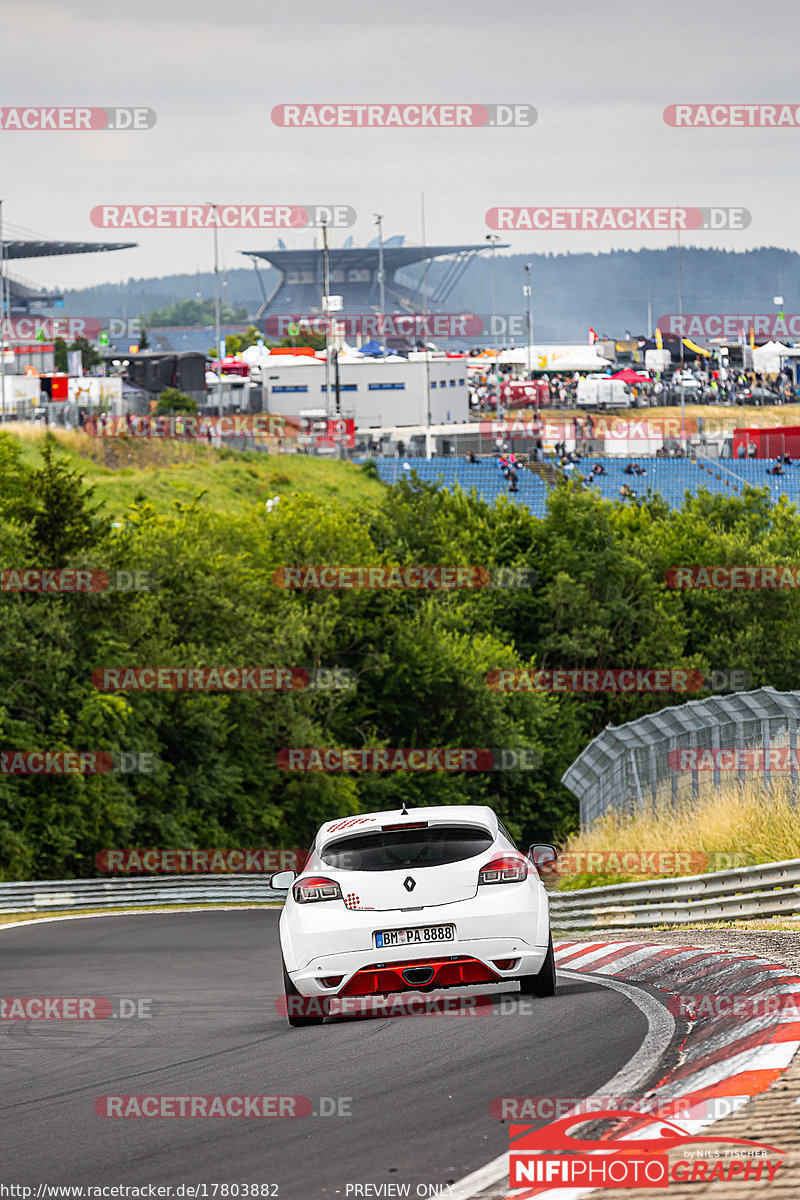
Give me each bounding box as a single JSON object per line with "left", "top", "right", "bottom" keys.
{"left": 20, "top": 437, "right": 106, "bottom": 566}
{"left": 154, "top": 388, "right": 199, "bottom": 415}
{"left": 69, "top": 337, "right": 102, "bottom": 370}
{"left": 53, "top": 337, "right": 68, "bottom": 373}
{"left": 279, "top": 331, "right": 325, "bottom": 351}
{"left": 142, "top": 299, "right": 248, "bottom": 327}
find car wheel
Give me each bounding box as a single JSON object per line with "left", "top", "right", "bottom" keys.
{"left": 519, "top": 934, "right": 556, "bottom": 997}
{"left": 282, "top": 959, "right": 328, "bottom": 1027}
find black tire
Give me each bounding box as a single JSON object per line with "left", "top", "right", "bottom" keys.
{"left": 519, "top": 934, "right": 556, "bottom": 998}
{"left": 282, "top": 960, "right": 328, "bottom": 1027}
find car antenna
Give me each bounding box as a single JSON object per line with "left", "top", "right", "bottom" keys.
{"left": 401, "top": 802, "right": 409, "bottom": 816}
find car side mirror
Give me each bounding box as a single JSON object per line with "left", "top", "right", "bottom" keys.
{"left": 269, "top": 870, "right": 296, "bottom": 890}
{"left": 529, "top": 844, "right": 558, "bottom": 873}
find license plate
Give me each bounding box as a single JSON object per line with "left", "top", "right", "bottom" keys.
{"left": 374, "top": 924, "right": 455, "bottom": 949}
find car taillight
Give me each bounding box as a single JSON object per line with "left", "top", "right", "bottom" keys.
{"left": 293, "top": 876, "right": 343, "bottom": 903}
{"left": 479, "top": 855, "right": 529, "bottom": 885}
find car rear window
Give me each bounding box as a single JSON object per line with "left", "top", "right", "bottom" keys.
{"left": 319, "top": 825, "right": 493, "bottom": 871}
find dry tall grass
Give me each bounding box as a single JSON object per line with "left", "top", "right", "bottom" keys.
{"left": 556, "top": 775, "right": 800, "bottom": 888}
{"left": 9, "top": 422, "right": 223, "bottom": 470}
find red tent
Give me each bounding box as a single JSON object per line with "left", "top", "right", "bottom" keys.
{"left": 611, "top": 368, "right": 650, "bottom": 384}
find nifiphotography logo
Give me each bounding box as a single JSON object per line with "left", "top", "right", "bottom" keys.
{"left": 508, "top": 1110, "right": 784, "bottom": 1188}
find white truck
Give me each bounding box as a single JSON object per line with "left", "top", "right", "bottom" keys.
{"left": 645, "top": 348, "right": 671, "bottom": 375}
{"left": 576, "top": 375, "right": 632, "bottom": 409}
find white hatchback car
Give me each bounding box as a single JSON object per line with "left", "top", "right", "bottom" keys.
{"left": 270, "top": 804, "right": 557, "bottom": 1027}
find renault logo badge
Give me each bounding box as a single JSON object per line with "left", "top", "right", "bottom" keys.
{"left": 404, "top": 876, "right": 416, "bottom": 892}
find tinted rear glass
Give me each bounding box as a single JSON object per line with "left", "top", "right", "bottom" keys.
{"left": 319, "top": 825, "right": 493, "bottom": 871}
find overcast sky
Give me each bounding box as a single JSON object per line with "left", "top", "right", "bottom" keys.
{"left": 3, "top": 0, "right": 800, "bottom": 294}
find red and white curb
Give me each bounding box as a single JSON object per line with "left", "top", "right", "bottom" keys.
{"left": 451, "top": 939, "right": 800, "bottom": 1199}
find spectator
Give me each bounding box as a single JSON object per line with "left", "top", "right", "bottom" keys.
{"left": 737, "top": 443, "right": 746, "bottom": 460}
{"left": 465, "top": 450, "right": 477, "bottom": 464}
{"left": 592, "top": 462, "right": 607, "bottom": 476}
{"left": 620, "top": 483, "right": 637, "bottom": 500}
{"left": 747, "top": 441, "right": 757, "bottom": 459}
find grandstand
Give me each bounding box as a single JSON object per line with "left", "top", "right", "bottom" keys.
{"left": 371, "top": 456, "right": 800, "bottom": 517}
{"left": 243, "top": 238, "right": 507, "bottom": 319}
{"left": 2, "top": 237, "right": 136, "bottom": 317}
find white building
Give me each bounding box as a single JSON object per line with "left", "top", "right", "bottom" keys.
{"left": 258, "top": 355, "right": 469, "bottom": 427}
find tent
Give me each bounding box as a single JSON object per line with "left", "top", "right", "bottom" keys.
{"left": 611, "top": 368, "right": 650, "bottom": 385}
{"left": 358, "top": 340, "right": 389, "bottom": 357}
{"left": 547, "top": 351, "right": 613, "bottom": 372}
{"left": 752, "top": 340, "right": 791, "bottom": 375}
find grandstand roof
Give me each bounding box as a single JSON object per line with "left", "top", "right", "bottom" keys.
{"left": 2, "top": 240, "right": 136, "bottom": 260}
{"left": 243, "top": 243, "right": 507, "bottom": 270}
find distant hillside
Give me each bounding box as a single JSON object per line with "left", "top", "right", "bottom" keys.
{"left": 57, "top": 247, "right": 800, "bottom": 341}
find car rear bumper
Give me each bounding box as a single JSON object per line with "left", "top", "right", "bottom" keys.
{"left": 279, "top": 886, "right": 551, "bottom": 995}
{"left": 286, "top": 938, "right": 550, "bottom": 996}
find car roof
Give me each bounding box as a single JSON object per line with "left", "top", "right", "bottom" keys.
{"left": 316, "top": 805, "right": 498, "bottom": 847}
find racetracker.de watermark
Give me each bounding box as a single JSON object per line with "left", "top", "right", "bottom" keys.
{"left": 664, "top": 103, "right": 800, "bottom": 127}
{"left": 276, "top": 747, "right": 540, "bottom": 771}
{"left": 276, "top": 994, "right": 563, "bottom": 1020}
{"left": 94, "top": 1096, "right": 315, "bottom": 1118}
{"left": 666, "top": 566, "right": 800, "bottom": 589}
{"left": 273, "top": 566, "right": 536, "bottom": 590}
{"left": 486, "top": 668, "right": 751, "bottom": 693}
{"left": 90, "top": 667, "right": 351, "bottom": 691}
{"left": 491, "top": 1095, "right": 745, "bottom": 1120}
{"left": 271, "top": 103, "right": 536, "bottom": 127}
{"left": 479, "top": 417, "right": 703, "bottom": 440}
{"left": 89, "top": 414, "right": 297, "bottom": 439}
{"left": 659, "top": 312, "right": 800, "bottom": 338}
{"left": 487, "top": 206, "right": 751, "bottom": 230}
{"left": 0, "top": 107, "right": 155, "bottom": 130}
{"left": 536, "top": 850, "right": 754, "bottom": 875}
{"left": 669, "top": 747, "right": 800, "bottom": 772}
{"left": 668, "top": 993, "right": 800, "bottom": 1019}
{"left": 1, "top": 317, "right": 144, "bottom": 341}
{"left": 1, "top": 751, "right": 155, "bottom": 775}
{"left": 90, "top": 205, "right": 355, "bottom": 229}
{"left": 95, "top": 848, "right": 309, "bottom": 873}
{"left": 264, "top": 313, "right": 529, "bottom": 339}
{"left": 1, "top": 997, "right": 151, "bottom": 1019}
{"left": 0, "top": 569, "right": 152, "bottom": 593}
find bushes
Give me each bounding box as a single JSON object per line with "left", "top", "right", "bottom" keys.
{"left": 2, "top": 438, "right": 800, "bottom": 879}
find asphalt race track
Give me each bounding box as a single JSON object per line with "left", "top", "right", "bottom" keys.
{"left": 2, "top": 911, "right": 648, "bottom": 1196}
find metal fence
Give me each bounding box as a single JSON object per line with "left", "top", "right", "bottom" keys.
{"left": 3, "top": 859, "right": 799, "bottom": 928}
{"left": 0, "top": 875, "right": 281, "bottom": 914}
{"left": 549, "top": 857, "right": 800, "bottom": 927}
{"left": 561, "top": 688, "right": 800, "bottom": 829}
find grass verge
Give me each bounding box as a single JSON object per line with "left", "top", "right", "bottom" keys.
{"left": 7, "top": 424, "right": 384, "bottom": 517}
{"left": 554, "top": 776, "right": 800, "bottom": 889}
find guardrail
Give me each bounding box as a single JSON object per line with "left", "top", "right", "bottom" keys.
{"left": 548, "top": 857, "right": 800, "bottom": 927}
{"left": 0, "top": 875, "right": 281, "bottom": 914}
{"left": 2, "top": 858, "right": 799, "bottom": 925}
